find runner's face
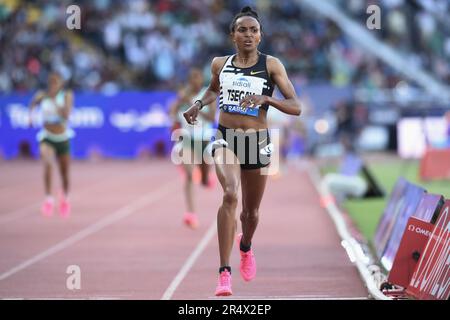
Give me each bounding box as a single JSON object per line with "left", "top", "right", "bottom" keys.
{"left": 189, "top": 70, "right": 203, "bottom": 91}
{"left": 48, "top": 74, "right": 62, "bottom": 94}
{"left": 231, "top": 17, "right": 261, "bottom": 54}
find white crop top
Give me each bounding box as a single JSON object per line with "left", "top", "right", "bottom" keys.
{"left": 40, "top": 90, "right": 66, "bottom": 124}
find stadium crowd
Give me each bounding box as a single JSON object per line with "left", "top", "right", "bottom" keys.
{"left": 0, "top": 0, "right": 447, "bottom": 93}
{"left": 338, "top": 0, "right": 449, "bottom": 83}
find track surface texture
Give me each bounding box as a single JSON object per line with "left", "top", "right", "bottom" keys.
{"left": 0, "top": 159, "right": 368, "bottom": 300}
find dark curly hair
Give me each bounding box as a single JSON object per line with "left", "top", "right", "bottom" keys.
{"left": 229, "top": 6, "right": 262, "bottom": 33}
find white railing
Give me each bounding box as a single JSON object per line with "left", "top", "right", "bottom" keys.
{"left": 297, "top": 160, "right": 391, "bottom": 300}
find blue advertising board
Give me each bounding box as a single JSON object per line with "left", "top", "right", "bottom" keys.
{"left": 0, "top": 92, "right": 176, "bottom": 159}
{"left": 380, "top": 183, "right": 425, "bottom": 271}
{"left": 374, "top": 177, "right": 410, "bottom": 259}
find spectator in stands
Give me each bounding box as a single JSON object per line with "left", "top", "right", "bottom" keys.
{"left": 1, "top": 0, "right": 432, "bottom": 92}
{"left": 321, "top": 134, "right": 384, "bottom": 203}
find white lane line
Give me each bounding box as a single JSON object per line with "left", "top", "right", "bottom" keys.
{"left": 161, "top": 220, "right": 217, "bottom": 300}
{"left": 0, "top": 170, "right": 147, "bottom": 225}
{"left": 296, "top": 160, "right": 390, "bottom": 300}
{"left": 0, "top": 202, "right": 41, "bottom": 225}
{"left": 0, "top": 181, "right": 177, "bottom": 281}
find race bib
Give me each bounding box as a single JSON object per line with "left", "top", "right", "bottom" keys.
{"left": 220, "top": 75, "right": 267, "bottom": 118}
{"left": 221, "top": 104, "right": 259, "bottom": 117}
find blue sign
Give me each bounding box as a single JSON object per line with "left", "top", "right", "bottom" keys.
{"left": 381, "top": 183, "right": 425, "bottom": 271}
{"left": 0, "top": 92, "right": 176, "bottom": 159}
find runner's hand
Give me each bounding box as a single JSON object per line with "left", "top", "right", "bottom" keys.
{"left": 183, "top": 101, "right": 201, "bottom": 125}
{"left": 240, "top": 95, "right": 267, "bottom": 109}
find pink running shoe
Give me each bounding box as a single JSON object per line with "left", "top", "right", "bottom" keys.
{"left": 215, "top": 270, "right": 232, "bottom": 296}
{"left": 41, "top": 198, "right": 54, "bottom": 217}
{"left": 236, "top": 233, "right": 257, "bottom": 282}
{"left": 176, "top": 164, "right": 185, "bottom": 179}
{"left": 192, "top": 166, "right": 201, "bottom": 185}
{"left": 183, "top": 212, "right": 199, "bottom": 229}
{"left": 59, "top": 197, "right": 71, "bottom": 218}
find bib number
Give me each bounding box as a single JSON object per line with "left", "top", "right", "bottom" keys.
{"left": 222, "top": 104, "right": 259, "bottom": 117}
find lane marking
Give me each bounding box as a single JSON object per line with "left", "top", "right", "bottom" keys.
{"left": 0, "top": 170, "right": 152, "bottom": 225}
{"left": 296, "top": 160, "right": 390, "bottom": 300}
{"left": 0, "top": 181, "right": 176, "bottom": 281}
{"left": 161, "top": 220, "right": 217, "bottom": 300}
{"left": 0, "top": 202, "right": 41, "bottom": 225}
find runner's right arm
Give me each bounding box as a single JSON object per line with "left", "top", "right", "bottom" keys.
{"left": 28, "top": 90, "right": 45, "bottom": 127}
{"left": 183, "top": 57, "right": 225, "bottom": 125}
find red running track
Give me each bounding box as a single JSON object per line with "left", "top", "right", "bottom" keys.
{"left": 0, "top": 159, "right": 368, "bottom": 299}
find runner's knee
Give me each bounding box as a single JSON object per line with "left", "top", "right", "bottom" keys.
{"left": 43, "top": 162, "right": 52, "bottom": 171}
{"left": 41, "top": 154, "right": 52, "bottom": 166}
{"left": 222, "top": 186, "right": 238, "bottom": 208}
{"left": 241, "top": 208, "right": 259, "bottom": 222}
{"left": 185, "top": 171, "right": 193, "bottom": 183}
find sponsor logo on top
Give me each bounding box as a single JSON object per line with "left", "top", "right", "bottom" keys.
{"left": 232, "top": 78, "right": 251, "bottom": 88}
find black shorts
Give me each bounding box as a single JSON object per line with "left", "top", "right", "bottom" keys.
{"left": 211, "top": 124, "right": 272, "bottom": 170}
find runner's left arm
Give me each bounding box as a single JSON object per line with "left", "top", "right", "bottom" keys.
{"left": 199, "top": 101, "right": 216, "bottom": 122}
{"left": 240, "top": 56, "right": 301, "bottom": 116}
{"left": 58, "top": 90, "right": 74, "bottom": 120}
